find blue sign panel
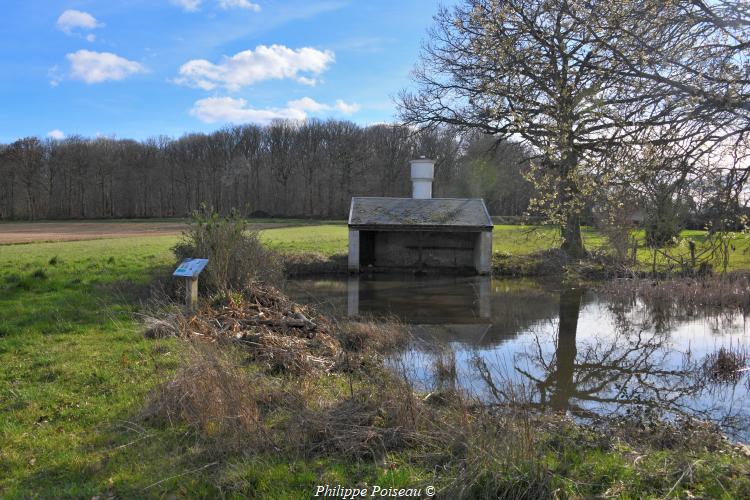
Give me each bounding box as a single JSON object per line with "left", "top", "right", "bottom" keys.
{"left": 173, "top": 258, "right": 209, "bottom": 278}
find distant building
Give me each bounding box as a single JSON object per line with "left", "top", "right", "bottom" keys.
{"left": 347, "top": 158, "right": 493, "bottom": 274}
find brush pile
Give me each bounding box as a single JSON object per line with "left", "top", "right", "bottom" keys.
{"left": 146, "top": 284, "right": 342, "bottom": 375}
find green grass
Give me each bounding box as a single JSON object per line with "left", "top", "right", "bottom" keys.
{"left": 2, "top": 222, "right": 750, "bottom": 497}
{"left": 260, "top": 222, "right": 750, "bottom": 272}
{"left": 260, "top": 223, "right": 348, "bottom": 256}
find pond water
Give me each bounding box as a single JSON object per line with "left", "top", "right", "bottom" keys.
{"left": 284, "top": 275, "right": 750, "bottom": 441}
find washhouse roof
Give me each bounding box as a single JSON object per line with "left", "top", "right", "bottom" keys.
{"left": 348, "top": 197, "right": 493, "bottom": 230}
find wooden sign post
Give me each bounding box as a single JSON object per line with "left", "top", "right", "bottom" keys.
{"left": 173, "top": 258, "right": 209, "bottom": 312}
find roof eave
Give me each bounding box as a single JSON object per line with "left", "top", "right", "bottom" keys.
{"left": 349, "top": 224, "right": 493, "bottom": 232}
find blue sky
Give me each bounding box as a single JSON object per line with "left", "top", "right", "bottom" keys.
{"left": 0, "top": 0, "right": 443, "bottom": 142}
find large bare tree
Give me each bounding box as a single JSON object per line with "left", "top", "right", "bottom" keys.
{"left": 399, "top": 0, "right": 749, "bottom": 258}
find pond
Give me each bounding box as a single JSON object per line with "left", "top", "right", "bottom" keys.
{"left": 284, "top": 275, "right": 750, "bottom": 441}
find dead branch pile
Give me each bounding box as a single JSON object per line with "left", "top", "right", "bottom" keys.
{"left": 149, "top": 284, "right": 342, "bottom": 375}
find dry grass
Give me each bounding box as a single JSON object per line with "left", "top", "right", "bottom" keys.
{"left": 334, "top": 318, "right": 410, "bottom": 354}
{"left": 141, "top": 340, "right": 442, "bottom": 461}
{"left": 291, "top": 372, "right": 432, "bottom": 460}
{"left": 701, "top": 344, "right": 750, "bottom": 384}
{"left": 280, "top": 251, "right": 347, "bottom": 276}
{"left": 432, "top": 346, "right": 458, "bottom": 389}
{"left": 141, "top": 342, "right": 267, "bottom": 450}
{"left": 600, "top": 274, "right": 750, "bottom": 317}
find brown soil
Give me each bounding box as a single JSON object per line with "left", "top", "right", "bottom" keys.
{"left": 0, "top": 221, "right": 188, "bottom": 244}
{"left": 0, "top": 220, "right": 302, "bottom": 244}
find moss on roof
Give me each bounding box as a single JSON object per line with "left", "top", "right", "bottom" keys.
{"left": 348, "top": 197, "right": 493, "bottom": 228}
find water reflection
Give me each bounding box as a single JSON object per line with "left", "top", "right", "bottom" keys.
{"left": 284, "top": 275, "right": 750, "bottom": 439}
{"left": 478, "top": 287, "right": 697, "bottom": 417}
{"left": 346, "top": 275, "right": 493, "bottom": 322}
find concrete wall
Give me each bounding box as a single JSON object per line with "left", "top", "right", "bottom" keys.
{"left": 473, "top": 231, "right": 492, "bottom": 275}
{"left": 348, "top": 228, "right": 360, "bottom": 272}
{"left": 357, "top": 230, "right": 493, "bottom": 272}
{"left": 350, "top": 227, "right": 493, "bottom": 274}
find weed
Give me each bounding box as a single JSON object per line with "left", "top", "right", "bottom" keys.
{"left": 432, "top": 346, "right": 457, "bottom": 388}
{"left": 701, "top": 344, "right": 750, "bottom": 383}
{"left": 4, "top": 273, "right": 21, "bottom": 283}
{"left": 31, "top": 269, "right": 47, "bottom": 280}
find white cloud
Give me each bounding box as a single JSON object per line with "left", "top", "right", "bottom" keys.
{"left": 48, "top": 65, "right": 62, "bottom": 86}
{"left": 66, "top": 50, "right": 145, "bottom": 84}
{"left": 334, "top": 99, "right": 360, "bottom": 114}
{"left": 287, "top": 97, "right": 328, "bottom": 113}
{"left": 47, "top": 130, "right": 65, "bottom": 140}
{"left": 191, "top": 96, "right": 360, "bottom": 124}
{"left": 176, "top": 45, "right": 334, "bottom": 91}
{"left": 296, "top": 76, "right": 318, "bottom": 86}
{"left": 172, "top": 0, "right": 261, "bottom": 12}
{"left": 86, "top": 34, "right": 96, "bottom": 43}
{"left": 171, "top": 0, "right": 202, "bottom": 11}
{"left": 287, "top": 97, "right": 359, "bottom": 115}
{"left": 219, "top": 0, "right": 261, "bottom": 11}
{"left": 191, "top": 97, "right": 307, "bottom": 124}
{"left": 56, "top": 10, "right": 102, "bottom": 35}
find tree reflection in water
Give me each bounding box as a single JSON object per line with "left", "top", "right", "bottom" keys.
{"left": 284, "top": 275, "right": 750, "bottom": 439}
{"left": 472, "top": 287, "right": 749, "bottom": 437}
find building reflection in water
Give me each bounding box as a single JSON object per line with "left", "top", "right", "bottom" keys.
{"left": 347, "top": 274, "right": 493, "bottom": 343}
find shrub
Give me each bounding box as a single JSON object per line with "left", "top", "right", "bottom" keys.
{"left": 173, "top": 207, "right": 283, "bottom": 294}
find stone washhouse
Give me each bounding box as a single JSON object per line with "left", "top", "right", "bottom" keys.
{"left": 347, "top": 158, "right": 493, "bottom": 274}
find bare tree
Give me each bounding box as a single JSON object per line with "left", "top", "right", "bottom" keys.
{"left": 399, "top": 0, "right": 750, "bottom": 258}
{"left": 7, "top": 137, "right": 45, "bottom": 220}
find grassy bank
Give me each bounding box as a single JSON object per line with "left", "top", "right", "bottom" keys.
{"left": 1, "top": 234, "right": 750, "bottom": 497}
{"left": 261, "top": 223, "right": 750, "bottom": 276}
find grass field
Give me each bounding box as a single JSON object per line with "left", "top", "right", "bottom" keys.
{"left": 2, "top": 221, "right": 750, "bottom": 497}
{"left": 0, "top": 234, "right": 414, "bottom": 497}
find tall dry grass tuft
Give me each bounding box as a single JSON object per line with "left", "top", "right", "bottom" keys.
{"left": 292, "top": 371, "right": 430, "bottom": 460}
{"left": 141, "top": 342, "right": 272, "bottom": 451}
{"left": 335, "top": 318, "right": 410, "bottom": 354}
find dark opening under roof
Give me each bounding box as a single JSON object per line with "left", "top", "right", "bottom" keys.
{"left": 348, "top": 197, "right": 493, "bottom": 230}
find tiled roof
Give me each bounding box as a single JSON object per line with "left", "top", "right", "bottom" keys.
{"left": 349, "top": 197, "right": 492, "bottom": 229}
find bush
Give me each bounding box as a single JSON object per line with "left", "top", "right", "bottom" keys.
{"left": 173, "top": 207, "right": 283, "bottom": 293}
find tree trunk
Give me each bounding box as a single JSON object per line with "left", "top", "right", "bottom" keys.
{"left": 550, "top": 286, "right": 583, "bottom": 411}
{"left": 561, "top": 212, "right": 585, "bottom": 259}
{"left": 559, "top": 152, "right": 586, "bottom": 259}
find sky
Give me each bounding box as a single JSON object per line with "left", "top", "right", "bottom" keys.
{"left": 0, "top": 0, "right": 444, "bottom": 143}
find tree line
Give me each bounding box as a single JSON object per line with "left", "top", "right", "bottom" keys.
{"left": 0, "top": 121, "right": 535, "bottom": 221}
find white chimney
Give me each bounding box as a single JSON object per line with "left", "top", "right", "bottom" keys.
{"left": 410, "top": 157, "right": 434, "bottom": 199}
